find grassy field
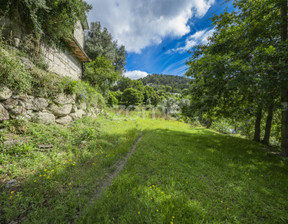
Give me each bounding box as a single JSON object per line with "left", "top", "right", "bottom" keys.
{"left": 1, "top": 115, "right": 288, "bottom": 223}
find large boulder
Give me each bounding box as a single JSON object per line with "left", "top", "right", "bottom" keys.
{"left": 0, "top": 103, "right": 10, "bottom": 120}
{"left": 19, "top": 57, "right": 35, "bottom": 70}
{"left": 56, "top": 115, "right": 72, "bottom": 125}
{"left": 0, "top": 86, "right": 12, "bottom": 101}
{"left": 53, "top": 93, "right": 76, "bottom": 105}
{"left": 9, "top": 106, "right": 25, "bottom": 116}
{"left": 31, "top": 97, "right": 49, "bottom": 111}
{"left": 2, "top": 98, "right": 19, "bottom": 110}
{"left": 33, "top": 112, "right": 55, "bottom": 124}
{"left": 49, "top": 104, "right": 72, "bottom": 116}
{"left": 70, "top": 109, "right": 86, "bottom": 120}
{"left": 78, "top": 102, "right": 87, "bottom": 110}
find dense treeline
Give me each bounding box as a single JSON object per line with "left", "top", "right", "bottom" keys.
{"left": 109, "top": 76, "right": 189, "bottom": 109}
{"left": 185, "top": 0, "right": 288, "bottom": 156}
{"left": 140, "top": 74, "right": 191, "bottom": 92}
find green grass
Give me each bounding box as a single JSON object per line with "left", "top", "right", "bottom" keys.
{"left": 82, "top": 118, "right": 288, "bottom": 224}
{"left": 1, "top": 116, "right": 288, "bottom": 223}
{"left": 0, "top": 116, "right": 140, "bottom": 223}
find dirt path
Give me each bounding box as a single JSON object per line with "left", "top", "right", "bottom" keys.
{"left": 92, "top": 135, "right": 142, "bottom": 199}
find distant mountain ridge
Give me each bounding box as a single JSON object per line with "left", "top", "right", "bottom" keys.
{"left": 139, "top": 74, "right": 191, "bottom": 91}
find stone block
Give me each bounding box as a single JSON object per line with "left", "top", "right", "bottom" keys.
{"left": 0, "top": 103, "right": 10, "bottom": 120}
{"left": 49, "top": 104, "right": 72, "bottom": 116}
{"left": 31, "top": 97, "right": 49, "bottom": 111}
{"left": 56, "top": 115, "right": 72, "bottom": 125}
{"left": 53, "top": 93, "right": 76, "bottom": 105}
{"left": 0, "top": 86, "right": 12, "bottom": 101}
{"left": 70, "top": 109, "right": 86, "bottom": 120}
{"left": 33, "top": 112, "right": 55, "bottom": 124}
{"left": 2, "top": 98, "right": 19, "bottom": 110}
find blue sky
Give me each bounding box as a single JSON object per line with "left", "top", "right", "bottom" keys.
{"left": 86, "top": 0, "right": 234, "bottom": 79}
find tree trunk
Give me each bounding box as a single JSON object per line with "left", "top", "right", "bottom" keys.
{"left": 281, "top": 0, "right": 288, "bottom": 156}
{"left": 206, "top": 119, "right": 213, "bottom": 129}
{"left": 254, "top": 108, "right": 262, "bottom": 142}
{"left": 262, "top": 104, "right": 274, "bottom": 145}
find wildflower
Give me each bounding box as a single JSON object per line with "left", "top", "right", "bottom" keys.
{"left": 68, "top": 182, "right": 72, "bottom": 186}
{"left": 10, "top": 196, "right": 13, "bottom": 199}
{"left": 221, "top": 201, "right": 223, "bottom": 203}
{"left": 161, "top": 191, "right": 164, "bottom": 194}
{"left": 156, "top": 209, "right": 159, "bottom": 212}
{"left": 43, "top": 174, "right": 46, "bottom": 177}
{"left": 170, "top": 222, "right": 173, "bottom": 224}
{"left": 39, "top": 175, "right": 42, "bottom": 177}
{"left": 47, "top": 176, "right": 50, "bottom": 179}
{"left": 44, "top": 169, "right": 47, "bottom": 172}
{"left": 51, "top": 170, "right": 54, "bottom": 172}
{"left": 11, "top": 191, "right": 15, "bottom": 194}
{"left": 138, "top": 211, "right": 140, "bottom": 215}
{"left": 73, "top": 164, "right": 75, "bottom": 166}
{"left": 34, "top": 180, "right": 37, "bottom": 182}
{"left": 152, "top": 185, "right": 155, "bottom": 187}
{"left": 172, "top": 216, "right": 175, "bottom": 219}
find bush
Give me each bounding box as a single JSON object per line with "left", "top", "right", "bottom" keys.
{"left": 107, "top": 92, "right": 118, "bottom": 107}
{"left": 83, "top": 56, "right": 120, "bottom": 96}
{"left": 0, "top": 46, "right": 32, "bottom": 94}
{"left": 75, "top": 81, "right": 105, "bottom": 110}
{"left": 121, "top": 88, "right": 144, "bottom": 106}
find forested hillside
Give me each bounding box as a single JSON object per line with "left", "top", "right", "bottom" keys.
{"left": 139, "top": 74, "right": 191, "bottom": 91}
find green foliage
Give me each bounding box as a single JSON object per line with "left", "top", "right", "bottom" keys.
{"left": 0, "top": 46, "right": 32, "bottom": 94}
{"left": 0, "top": 43, "right": 105, "bottom": 109}
{"left": 74, "top": 81, "right": 105, "bottom": 110}
{"left": 122, "top": 88, "right": 144, "bottom": 106}
{"left": 0, "top": 116, "right": 141, "bottom": 223}
{"left": 85, "top": 22, "right": 126, "bottom": 72}
{"left": 82, "top": 118, "right": 288, "bottom": 223}
{"left": 84, "top": 56, "right": 121, "bottom": 96}
{"left": 113, "top": 77, "right": 133, "bottom": 92}
{"left": 107, "top": 91, "right": 119, "bottom": 107}
{"left": 185, "top": 0, "right": 286, "bottom": 147}
{"left": 0, "top": 0, "right": 92, "bottom": 47}
{"left": 140, "top": 74, "right": 191, "bottom": 92}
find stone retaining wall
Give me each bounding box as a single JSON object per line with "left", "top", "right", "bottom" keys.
{"left": 0, "top": 86, "right": 100, "bottom": 125}
{"left": 41, "top": 46, "right": 82, "bottom": 80}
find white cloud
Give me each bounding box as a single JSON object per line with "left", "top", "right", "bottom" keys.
{"left": 86, "top": 0, "right": 215, "bottom": 53}
{"left": 167, "top": 28, "right": 215, "bottom": 54}
{"left": 123, "top": 70, "right": 149, "bottom": 80}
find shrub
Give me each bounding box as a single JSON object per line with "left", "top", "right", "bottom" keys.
{"left": 107, "top": 92, "right": 118, "bottom": 107}
{"left": 121, "top": 88, "right": 144, "bottom": 106}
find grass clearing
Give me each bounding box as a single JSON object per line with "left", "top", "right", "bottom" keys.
{"left": 0, "top": 116, "right": 140, "bottom": 223}
{"left": 1, "top": 116, "right": 288, "bottom": 223}
{"left": 82, "top": 118, "right": 288, "bottom": 224}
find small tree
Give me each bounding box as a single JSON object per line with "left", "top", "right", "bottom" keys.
{"left": 107, "top": 91, "right": 119, "bottom": 107}
{"left": 122, "top": 88, "right": 144, "bottom": 106}
{"left": 83, "top": 56, "right": 120, "bottom": 96}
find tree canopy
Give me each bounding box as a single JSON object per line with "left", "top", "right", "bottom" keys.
{"left": 186, "top": 0, "right": 288, "bottom": 155}
{"left": 85, "top": 22, "right": 127, "bottom": 73}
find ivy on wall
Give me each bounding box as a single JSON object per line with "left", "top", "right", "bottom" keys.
{"left": 0, "top": 0, "right": 92, "bottom": 48}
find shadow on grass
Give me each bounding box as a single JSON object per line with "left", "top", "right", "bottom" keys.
{"left": 0, "top": 122, "right": 140, "bottom": 224}
{"left": 81, "top": 127, "right": 288, "bottom": 224}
